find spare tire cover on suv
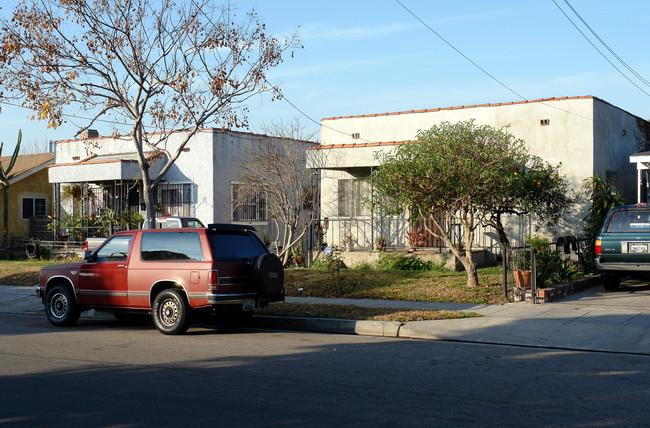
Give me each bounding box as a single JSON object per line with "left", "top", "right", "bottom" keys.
{"left": 253, "top": 253, "right": 284, "bottom": 297}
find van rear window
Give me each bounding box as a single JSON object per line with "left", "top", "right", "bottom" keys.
{"left": 208, "top": 232, "right": 267, "bottom": 260}
{"left": 606, "top": 211, "right": 650, "bottom": 233}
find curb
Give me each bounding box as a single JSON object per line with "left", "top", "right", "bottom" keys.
{"left": 252, "top": 315, "right": 403, "bottom": 337}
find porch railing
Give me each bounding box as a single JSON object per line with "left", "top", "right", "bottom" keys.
{"left": 309, "top": 216, "right": 503, "bottom": 254}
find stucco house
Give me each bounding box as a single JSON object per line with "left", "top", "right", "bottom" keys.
{"left": 0, "top": 152, "right": 55, "bottom": 244}
{"left": 48, "top": 128, "right": 315, "bottom": 245}
{"left": 307, "top": 96, "right": 647, "bottom": 252}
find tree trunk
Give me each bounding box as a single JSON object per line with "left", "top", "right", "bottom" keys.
{"left": 422, "top": 213, "right": 479, "bottom": 287}
{"left": 141, "top": 171, "right": 156, "bottom": 229}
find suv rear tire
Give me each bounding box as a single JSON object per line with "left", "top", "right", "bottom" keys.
{"left": 152, "top": 289, "right": 191, "bottom": 335}
{"left": 602, "top": 273, "right": 620, "bottom": 291}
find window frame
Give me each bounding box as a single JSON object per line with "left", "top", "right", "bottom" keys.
{"left": 231, "top": 182, "right": 268, "bottom": 223}
{"left": 21, "top": 197, "right": 47, "bottom": 220}
{"left": 337, "top": 178, "right": 371, "bottom": 218}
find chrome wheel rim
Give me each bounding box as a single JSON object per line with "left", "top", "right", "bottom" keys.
{"left": 50, "top": 293, "right": 68, "bottom": 319}
{"left": 159, "top": 299, "right": 179, "bottom": 326}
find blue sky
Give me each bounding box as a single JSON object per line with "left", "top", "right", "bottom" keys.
{"left": 1, "top": 0, "right": 650, "bottom": 152}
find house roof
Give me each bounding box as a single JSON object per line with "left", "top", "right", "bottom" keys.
{"left": 321, "top": 95, "right": 595, "bottom": 121}
{"left": 0, "top": 152, "right": 54, "bottom": 185}
{"left": 313, "top": 95, "right": 650, "bottom": 151}
{"left": 55, "top": 127, "right": 317, "bottom": 146}
{"left": 307, "top": 140, "right": 415, "bottom": 151}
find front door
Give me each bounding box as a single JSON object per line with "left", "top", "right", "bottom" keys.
{"left": 79, "top": 234, "right": 133, "bottom": 306}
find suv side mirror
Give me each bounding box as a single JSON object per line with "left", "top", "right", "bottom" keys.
{"left": 84, "top": 251, "right": 96, "bottom": 262}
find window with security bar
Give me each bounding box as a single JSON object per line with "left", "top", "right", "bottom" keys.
{"left": 157, "top": 183, "right": 192, "bottom": 217}
{"left": 232, "top": 183, "right": 268, "bottom": 222}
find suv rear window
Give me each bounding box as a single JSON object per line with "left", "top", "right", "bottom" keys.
{"left": 141, "top": 231, "right": 204, "bottom": 261}
{"left": 208, "top": 232, "right": 267, "bottom": 261}
{"left": 606, "top": 211, "right": 650, "bottom": 233}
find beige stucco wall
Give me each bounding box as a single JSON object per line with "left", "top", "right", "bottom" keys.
{"left": 0, "top": 167, "right": 51, "bottom": 242}
{"left": 310, "top": 97, "right": 644, "bottom": 241}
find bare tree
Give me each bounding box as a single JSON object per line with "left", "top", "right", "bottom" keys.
{"left": 236, "top": 117, "right": 317, "bottom": 264}
{"left": 19, "top": 138, "right": 50, "bottom": 155}
{"left": 0, "top": 0, "right": 299, "bottom": 226}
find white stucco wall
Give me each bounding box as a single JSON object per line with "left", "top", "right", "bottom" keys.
{"left": 49, "top": 129, "right": 314, "bottom": 238}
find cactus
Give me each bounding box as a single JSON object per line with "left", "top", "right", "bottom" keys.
{"left": 1, "top": 130, "right": 22, "bottom": 248}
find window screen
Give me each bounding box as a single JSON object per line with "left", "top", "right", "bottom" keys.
{"left": 337, "top": 179, "right": 370, "bottom": 217}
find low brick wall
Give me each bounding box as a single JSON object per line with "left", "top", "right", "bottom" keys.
{"left": 514, "top": 275, "right": 601, "bottom": 303}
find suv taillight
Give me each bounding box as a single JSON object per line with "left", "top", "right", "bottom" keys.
{"left": 208, "top": 270, "right": 219, "bottom": 290}
{"left": 595, "top": 239, "right": 602, "bottom": 255}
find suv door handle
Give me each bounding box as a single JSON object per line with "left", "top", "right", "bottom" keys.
{"left": 117, "top": 264, "right": 127, "bottom": 268}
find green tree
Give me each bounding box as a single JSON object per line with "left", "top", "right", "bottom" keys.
{"left": 371, "top": 120, "right": 525, "bottom": 287}
{"left": 582, "top": 175, "right": 624, "bottom": 239}
{"left": 0, "top": 130, "right": 22, "bottom": 248}
{"left": 0, "top": 0, "right": 299, "bottom": 227}
{"left": 482, "top": 155, "right": 575, "bottom": 250}
{"left": 370, "top": 120, "right": 574, "bottom": 287}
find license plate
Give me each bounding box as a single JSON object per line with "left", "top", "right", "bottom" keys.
{"left": 629, "top": 243, "right": 648, "bottom": 253}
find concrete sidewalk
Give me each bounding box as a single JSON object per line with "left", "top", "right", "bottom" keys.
{"left": 4, "top": 282, "right": 650, "bottom": 354}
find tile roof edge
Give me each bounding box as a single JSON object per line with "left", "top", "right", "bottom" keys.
{"left": 307, "top": 140, "right": 415, "bottom": 150}
{"left": 321, "top": 96, "right": 595, "bottom": 121}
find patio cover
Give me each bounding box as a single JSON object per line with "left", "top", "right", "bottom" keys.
{"left": 48, "top": 152, "right": 166, "bottom": 183}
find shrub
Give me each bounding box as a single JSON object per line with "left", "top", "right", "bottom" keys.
{"left": 528, "top": 236, "right": 580, "bottom": 287}
{"left": 375, "top": 254, "right": 434, "bottom": 271}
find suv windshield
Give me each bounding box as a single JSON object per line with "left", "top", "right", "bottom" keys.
{"left": 606, "top": 210, "right": 650, "bottom": 233}
{"left": 208, "top": 232, "right": 267, "bottom": 260}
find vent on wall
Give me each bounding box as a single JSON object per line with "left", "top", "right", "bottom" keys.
{"left": 540, "top": 119, "right": 550, "bottom": 126}
{"left": 352, "top": 133, "right": 360, "bottom": 139}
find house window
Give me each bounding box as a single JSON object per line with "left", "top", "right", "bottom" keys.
{"left": 157, "top": 183, "right": 192, "bottom": 217}
{"left": 22, "top": 197, "right": 46, "bottom": 219}
{"left": 232, "top": 183, "right": 268, "bottom": 222}
{"left": 606, "top": 170, "right": 618, "bottom": 194}
{"left": 338, "top": 179, "right": 371, "bottom": 217}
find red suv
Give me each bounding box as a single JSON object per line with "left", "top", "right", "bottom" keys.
{"left": 36, "top": 224, "right": 284, "bottom": 334}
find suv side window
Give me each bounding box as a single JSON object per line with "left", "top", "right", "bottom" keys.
{"left": 97, "top": 235, "right": 133, "bottom": 262}
{"left": 208, "top": 232, "right": 267, "bottom": 261}
{"left": 141, "top": 231, "right": 204, "bottom": 261}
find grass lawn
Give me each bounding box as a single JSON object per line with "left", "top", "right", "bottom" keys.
{"left": 285, "top": 267, "right": 506, "bottom": 304}
{"left": 0, "top": 259, "right": 68, "bottom": 287}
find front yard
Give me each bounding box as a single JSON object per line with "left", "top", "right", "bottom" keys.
{"left": 0, "top": 260, "right": 503, "bottom": 321}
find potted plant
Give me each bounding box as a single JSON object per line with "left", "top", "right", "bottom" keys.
{"left": 512, "top": 247, "right": 532, "bottom": 290}
{"left": 406, "top": 228, "right": 426, "bottom": 252}
{"left": 375, "top": 236, "right": 388, "bottom": 252}
{"left": 341, "top": 235, "right": 355, "bottom": 251}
